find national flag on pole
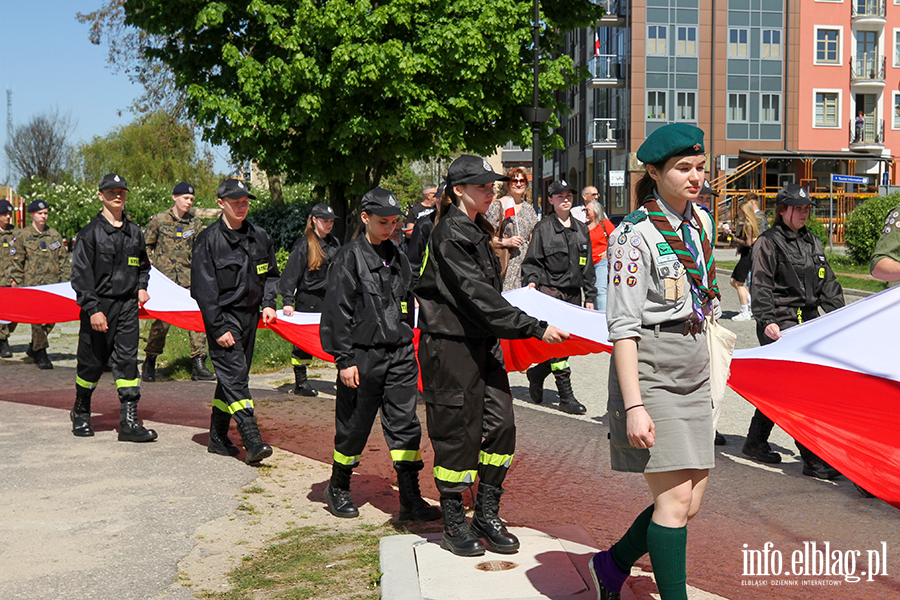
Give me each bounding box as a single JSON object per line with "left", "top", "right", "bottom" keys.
{"left": 594, "top": 30, "right": 600, "bottom": 57}
{"left": 502, "top": 196, "right": 516, "bottom": 220}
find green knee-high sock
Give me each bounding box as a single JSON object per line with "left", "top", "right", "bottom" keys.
{"left": 647, "top": 520, "right": 688, "bottom": 600}
{"left": 610, "top": 504, "right": 654, "bottom": 573}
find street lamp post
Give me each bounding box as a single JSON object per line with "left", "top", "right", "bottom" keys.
{"left": 521, "top": 0, "right": 551, "bottom": 214}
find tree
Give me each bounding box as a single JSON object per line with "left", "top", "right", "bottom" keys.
{"left": 5, "top": 109, "right": 76, "bottom": 184}
{"left": 123, "top": 0, "right": 602, "bottom": 238}
{"left": 74, "top": 110, "right": 218, "bottom": 192}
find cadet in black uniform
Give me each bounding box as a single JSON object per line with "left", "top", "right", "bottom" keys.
{"left": 741, "top": 183, "right": 844, "bottom": 478}
{"left": 521, "top": 179, "right": 597, "bottom": 415}
{"left": 278, "top": 203, "right": 340, "bottom": 396}
{"left": 191, "top": 179, "right": 279, "bottom": 463}
{"left": 319, "top": 188, "right": 441, "bottom": 522}
{"left": 416, "top": 155, "right": 569, "bottom": 556}
{"left": 70, "top": 174, "right": 157, "bottom": 442}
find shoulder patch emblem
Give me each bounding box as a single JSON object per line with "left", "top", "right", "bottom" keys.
{"left": 622, "top": 209, "right": 648, "bottom": 225}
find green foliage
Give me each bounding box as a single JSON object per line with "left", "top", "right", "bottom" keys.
{"left": 845, "top": 193, "right": 900, "bottom": 264}
{"left": 380, "top": 160, "right": 426, "bottom": 211}
{"left": 124, "top": 0, "right": 603, "bottom": 237}
{"left": 248, "top": 201, "right": 316, "bottom": 253}
{"left": 805, "top": 214, "right": 829, "bottom": 249}
{"left": 74, "top": 110, "right": 220, "bottom": 194}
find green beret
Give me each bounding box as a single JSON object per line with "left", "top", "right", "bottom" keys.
{"left": 636, "top": 123, "right": 705, "bottom": 165}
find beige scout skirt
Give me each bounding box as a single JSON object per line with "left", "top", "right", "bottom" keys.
{"left": 607, "top": 327, "right": 715, "bottom": 473}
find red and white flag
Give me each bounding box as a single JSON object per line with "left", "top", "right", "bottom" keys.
{"left": 594, "top": 30, "right": 600, "bottom": 57}
{"left": 502, "top": 196, "right": 516, "bottom": 220}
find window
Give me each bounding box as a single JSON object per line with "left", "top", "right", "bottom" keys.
{"left": 761, "top": 94, "right": 781, "bottom": 123}
{"left": 729, "top": 29, "right": 748, "bottom": 57}
{"left": 676, "top": 27, "right": 697, "bottom": 56}
{"left": 762, "top": 30, "right": 782, "bottom": 59}
{"left": 647, "top": 91, "right": 666, "bottom": 120}
{"left": 648, "top": 25, "right": 667, "bottom": 55}
{"left": 895, "top": 30, "right": 900, "bottom": 66}
{"left": 894, "top": 93, "right": 900, "bottom": 128}
{"left": 676, "top": 92, "right": 696, "bottom": 120}
{"left": 816, "top": 28, "right": 840, "bottom": 64}
{"left": 728, "top": 93, "right": 748, "bottom": 121}
{"left": 815, "top": 91, "right": 840, "bottom": 126}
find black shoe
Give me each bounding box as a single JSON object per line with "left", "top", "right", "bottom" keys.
{"left": 292, "top": 364, "right": 318, "bottom": 396}
{"left": 71, "top": 393, "right": 94, "bottom": 437}
{"left": 33, "top": 348, "right": 53, "bottom": 370}
{"left": 191, "top": 355, "right": 216, "bottom": 381}
{"left": 741, "top": 440, "right": 781, "bottom": 464}
{"left": 588, "top": 552, "right": 624, "bottom": 600}
{"left": 397, "top": 468, "right": 442, "bottom": 522}
{"left": 526, "top": 364, "right": 548, "bottom": 404}
{"left": 440, "top": 497, "right": 485, "bottom": 557}
{"left": 0, "top": 339, "right": 11, "bottom": 358}
{"left": 325, "top": 483, "right": 360, "bottom": 518}
{"left": 25, "top": 344, "right": 34, "bottom": 360}
{"left": 141, "top": 355, "right": 156, "bottom": 382}
{"left": 208, "top": 410, "right": 239, "bottom": 456}
{"left": 236, "top": 418, "right": 272, "bottom": 463}
{"left": 715, "top": 431, "right": 727, "bottom": 446}
{"left": 556, "top": 375, "right": 586, "bottom": 415}
{"left": 855, "top": 483, "right": 876, "bottom": 498}
{"left": 558, "top": 399, "right": 587, "bottom": 415}
{"left": 802, "top": 460, "right": 841, "bottom": 480}
{"left": 470, "top": 483, "right": 519, "bottom": 554}
{"left": 117, "top": 401, "right": 158, "bottom": 442}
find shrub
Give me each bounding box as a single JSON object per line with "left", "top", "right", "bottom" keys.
{"left": 248, "top": 201, "right": 316, "bottom": 253}
{"left": 805, "top": 214, "right": 829, "bottom": 249}
{"left": 845, "top": 193, "right": 900, "bottom": 264}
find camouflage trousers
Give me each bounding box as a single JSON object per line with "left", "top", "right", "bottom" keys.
{"left": 145, "top": 319, "right": 208, "bottom": 358}
{"left": 30, "top": 323, "right": 55, "bottom": 351}
{"left": 0, "top": 322, "right": 16, "bottom": 341}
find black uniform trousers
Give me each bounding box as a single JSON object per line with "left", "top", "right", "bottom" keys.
{"left": 207, "top": 311, "right": 259, "bottom": 427}
{"left": 290, "top": 291, "right": 325, "bottom": 363}
{"left": 75, "top": 296, "right": 141, "bottom": 404}
{"left": 333, "top": 343, "right": 423, "bottom": 471}
{"left": 534, "top": 285, "right": 581, "bottom": 380}
{"left": 419, "top": 332, "right": 516, "bottom": 496}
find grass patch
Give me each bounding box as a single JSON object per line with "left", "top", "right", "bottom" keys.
{"left": 718, "top": 255, "right": 886, "bottom": 292}
{"left": 835, "top": 275, "right": 887, "bottom": 293}
{"left": 202, "top": 525, "right": 392, "bottom": 600}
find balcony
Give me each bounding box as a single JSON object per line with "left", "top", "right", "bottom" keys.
{"left": 588, "top": 118, "right": 624, "bottom": 149}
{"left": 851, "top": 0, "right": 886, "bottom": 23}
{"left": 592, "top": 0, "right": 626, "bottom": 26}
{"left": 587, "top": 54, "right": 626, "bottom": 88}
{"left": 849, "top": 117, "right": 884, "bottom": 151}
{"left": 850, "top": 55, "right": 885, "bottom": 87}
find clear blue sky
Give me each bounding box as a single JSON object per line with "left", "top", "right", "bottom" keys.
{"left": 1, "top": 0, "right": 230, "bottom": 185}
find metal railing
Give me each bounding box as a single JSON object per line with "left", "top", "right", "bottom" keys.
{"left": 850, "top": 55, "right": 885, "bottom": 82}
{"left": 589, "top": 118, "right": 620, "bottom": 145}
{"left": 851, "top": 0, "right": 885, "bottom": 18}
{"left": 849, "top": 117, "right": 884, "bottom": 145}
{"left": 592, "top": 0, "right": 624, "bottom": 17}
{"left": 589, "top": 54, "right": 625, "bottom": 81}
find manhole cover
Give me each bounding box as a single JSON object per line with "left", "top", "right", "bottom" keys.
{"left": 475, "top": 560, "right": 518, "bottom": 572}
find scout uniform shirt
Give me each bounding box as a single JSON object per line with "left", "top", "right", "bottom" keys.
{"left": 10, "top": 225, "right": 70, "bottom": 286}
{"left": 870, "top": 202, "right": 900, "bottom": 287}
{"left": 0, "top": 224, "right": 20, "bottom": 287}
{"left": 144, "top": 208, "right": 204, "bottom": 287}
{"left": 606, "top": 196, "right": 718, "bottom": 342}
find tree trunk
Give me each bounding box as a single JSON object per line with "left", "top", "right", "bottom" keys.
{"left": 268, "top": 174, "right": 284, "bottom": 204}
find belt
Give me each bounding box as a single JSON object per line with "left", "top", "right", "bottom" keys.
{"left": 641, "top": 320, "right": 701, "bottom": 336}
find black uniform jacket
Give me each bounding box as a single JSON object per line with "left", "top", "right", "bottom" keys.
{"left": 415, "top": 204, "right": 547, "bottom": 340}
{"left": 277, "top": 233, "right": 341, "bottom": 306}
{"left": 521, "top": 212, "right": 597, "bottom": 304}
{"left": 751, "top": 221, "right": 844, "bottom": 329}
{"left": 320, "top": 236, "right": 415, "bottom": 370}
{"left": 71, "top": 212, "right": 150, "bottom": 316}
{"left": 191, "top": 218, "right": 279, "bottom": 340}
{"left": 406, "top": 212, "right": 436, "bottom": 287}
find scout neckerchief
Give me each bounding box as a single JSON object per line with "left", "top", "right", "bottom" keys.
{"left": 643, "top": 196, "right": 720, "bottom": 319}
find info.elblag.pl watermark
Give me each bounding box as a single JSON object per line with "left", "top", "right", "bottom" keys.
{"left": 741, "top": 542, "right": 888, "bottom": 586}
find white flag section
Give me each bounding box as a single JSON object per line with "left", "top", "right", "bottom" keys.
{"left": 729, "top": 285, "right": 900, "bottom": 508}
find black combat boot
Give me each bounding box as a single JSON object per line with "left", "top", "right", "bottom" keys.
{"left": 741, "top": 410, "right": 781, "bottom": 464}
{"left": 208, "top": 410, "right": 239, "bottom": 456}
{"left": 797, "top": 443, "right": 840, "bottom": 480}
{"left": 118, "top": 401, "right": 159, "bottom": 442}
{"left": 191, "top": 355, "right": 216, "bottom": 381}
{"left": 25, "top": 343, "right": 34, "bottom": 361}
{"left": 236, "top": 417, "right": 273, "bottom": 463}
{"left": 396, "top": 467, "right": 442, "bottom": 521}
{"left": 526, "top": 362, "right": 551, "bottom": 404}
{"left": 292, "top": 363, "right": 318, "bottom": 396}
{"left": 141, "top": 355, "right": 156, "bottom": 382}
{"left": 33, "top": 348, "right": 53, "bottom": 370}
{"left": 555, "top": 375, "right": 587, "bottom": 415}
{"left": 440, "top": 495, "right": 485, "bottom": 557}
{"left": 324, "top": 463, "right": 359, "bottom": 518}
{"left": 71, "top": 390, "right": 94, "bottom": 437}
{"left": 470, "top": 482, "right": 520, "bottom": 553}
{"left": 0, "top": 339, "right": 11, "bottom": 358}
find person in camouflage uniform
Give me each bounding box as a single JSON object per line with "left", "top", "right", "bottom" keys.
{"left": 142, "top": 182, "right": 216, "bottom": 382}
{"left": 9, "top": 200, "right": 71, "bottom": 368}
{"left": 0, "top": 200, "right": 21, "bottom": 359}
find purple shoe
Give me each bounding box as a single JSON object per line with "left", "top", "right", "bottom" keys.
{"left": 588, "top": 550, "right": 629, "bottom": 600}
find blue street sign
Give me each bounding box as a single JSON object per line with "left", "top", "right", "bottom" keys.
{"left": 831, "top": 174, "right": 868, "bottom": 184}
